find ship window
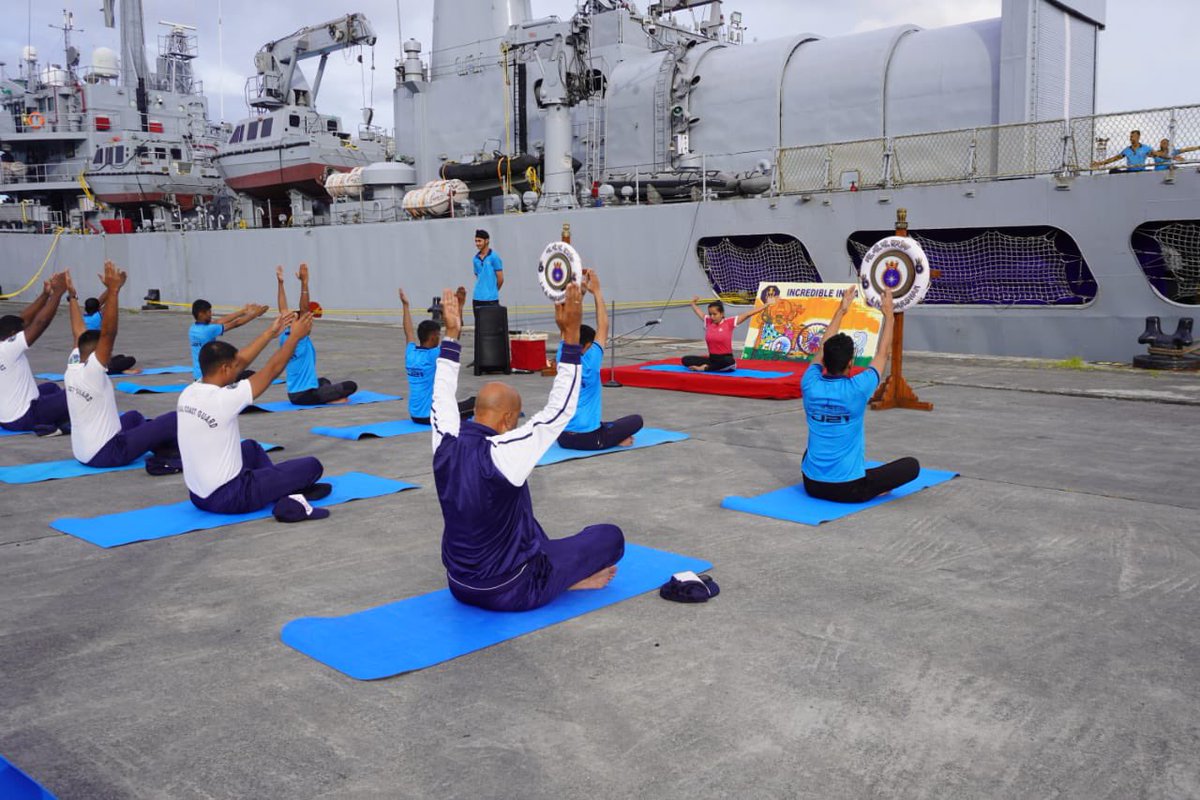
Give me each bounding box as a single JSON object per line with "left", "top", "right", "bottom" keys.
{"left": 846, "top": 226, "right": 1097, "bottom": 305}
{"left": 289, "top": 114, "right": 300, "bottom": 128}
{"left": 93, "top": 149, "right": 104, "bottom": 166}
{"left": 114, "top": 146, "right": 125, "bottom": 164}
{"left": 154, "top": 147, "right": 166, "bottom": 160}
{"left": 1132, "top": 220, "right": 1200, "bottom": 305}
{"left": 230, "top": 125, "right": 244, "bottom": 144}
{"left": 260, "top": 118, "right": 273, "bottom": 138}
{"left": 170, "top": 147, "right": 182, "bottom": 160}
{"left": 696, "top": 234, "right": 821, "bottom": 305}
{"left": 247, "top": 121, "right": 260, "bottom": 141}
{"left": 326, "top": 119, "right": 338, "bottom": 132}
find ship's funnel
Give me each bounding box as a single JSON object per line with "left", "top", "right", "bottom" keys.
{"left": 431, "top": 0, "right": 531, "bottom": 75}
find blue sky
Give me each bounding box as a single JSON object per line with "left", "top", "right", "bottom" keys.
{"left": 2, "top": 1, "right": 1192, "bottom": 132}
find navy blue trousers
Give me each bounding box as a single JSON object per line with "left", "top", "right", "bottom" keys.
{"left": 0, "top": 383, "right": 70, "bottom": 432}
{"left": 190, "top": 439, "right": 323, "bottom": 515}
{"left": 448, "top": 524, "right": 625, "bottom": 612}
{"left": 85, "top": 410, "right": 178, "bottom": 468}
{"left": 557, "top": 415, "right": 644, "bottom": 451}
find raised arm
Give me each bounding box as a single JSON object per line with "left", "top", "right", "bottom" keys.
{"left": 93, "top": 261, "right": 126, "bottom": 367}
{"left": 399, "top": 288, "right": 416, "bottom": 344}
{"left": 867, "top": 289, "right": 895, "bottom": 376}
{"left": 735, "top": 297, "right": 775, "bottom": 326}
{"left": 219, "top": 303, "right": 267, "bottom": 331}
{"left": 488, "top": 284, "right": 583, "bottom": 486}
{"left": 246, "top": 312, "right": 302, "bottom": 397}
{"left": 297, "top": 263, "right": 310, "bottom": 312}
{"left": 232, "top": 311, "right": 280, "bottom": 375}
{"left": 1091, "top": 153, "right": 1123, "bottom": 168}
{"left": 275, "top": 266, "right": 288, "bottom": 313}
{"left": 812, "top": 285, "right": 858, "bottom": 369}
{"left": 22, "top": 272, "right": 67, "bottom": 346}
{"left": 583, "top": 269, "right": 608, "bottom": 346}
{"left": 431, "top": 288, "right": 464, "bottom": 448}
{"left": 19, "top": 280, "right": 54, "bottom": 325}
{"left": 689, "top": 295, "right": 707, "bottom": 322}
{"left": 1177, "top": 145, "right": 1200, "bottom": 156}
{"left": 65, "top": 272, "right": 86, "bottom": 341}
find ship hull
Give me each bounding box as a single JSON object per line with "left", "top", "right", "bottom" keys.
{"left": 2, "top": 168, "right": 1196, "bottom": 363}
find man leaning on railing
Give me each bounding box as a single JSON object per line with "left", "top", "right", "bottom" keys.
{"left": 1091, "top": 129, "right": 1154, "bottom": 172}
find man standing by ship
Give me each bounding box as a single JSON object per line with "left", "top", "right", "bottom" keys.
{"left": 471, "top": 230, "right": 504, "bottom": 311}
{"left": 1091, "top": 129, "right": 1153, "bottom": 172}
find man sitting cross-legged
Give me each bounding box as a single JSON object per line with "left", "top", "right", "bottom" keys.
{"left": 189, "top": 298, "right": 267, "bottom": 380}
{"left": 400, "top": 286, "right": 474, "bottom": 424}
{"left": 179, "top": 310, "right": 330, "bottom": 517}
{"left": 801, "top": 285, "right": 919, "bottom": 503}
{"left": 64, "top": 262, "right": 180, "bottom": 472}
{"left": 79, "top": 292, "right": 139, "bottom": 374}
{"left": 432, "top": 284, "right": 625, "bottom": 612}
{"left": 0, "top": 272, "right": 72, "bottom": 435}
{"left": 276, "top": 263, "right": 357, "bottom": 405}
{"left": 556, "top": 268, "right": 643, "bottom": 450}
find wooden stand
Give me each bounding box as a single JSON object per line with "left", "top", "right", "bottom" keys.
{"left": 870, "top": 208, "right": 933, "bottom": 412}
{"left": 870, "top": 312, "right": 932, "bottom": 411}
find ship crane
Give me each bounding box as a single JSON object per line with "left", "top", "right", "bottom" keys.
{"left": 248, "top": 13, "right": 376, "bottom": 111}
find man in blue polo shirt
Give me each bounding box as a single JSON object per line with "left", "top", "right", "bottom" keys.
{"left": 556, "top": 268, "right": 643, "bottom": 450}
{"left": 801, "top": 285, "right": 919, "bottom": 503}
{"left": 276, "top": 264, "right": 357, "bottom": 405}
{"left": 189, "top": 299, "right": 267, "bottom": 379}
{"left": 400, "top": 286, "right": 474, "bottom": 423}
{"left": 1092, "top": 129, "right": 1154, "bottom": 172}
{"left": 471, "top": 229, "right": 504, "bottom": 311}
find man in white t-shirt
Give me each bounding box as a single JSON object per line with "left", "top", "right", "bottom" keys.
{"left": 64, "top": 262, "right": 180, "bottom": 470}
{"left": 0, "top": 272, "right": 72, "bottom": 435}
{"left": 178, "top": 309, "right": 329, "bottom": 517}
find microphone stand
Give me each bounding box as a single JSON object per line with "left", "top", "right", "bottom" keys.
{"left": 604, "top": 298, "right": 660, "bottom": 387}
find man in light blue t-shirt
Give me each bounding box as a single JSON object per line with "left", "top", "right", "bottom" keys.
{"left": 1152, "top": 137, "right": 1200, "bottom": 171}
{"left": 1092, "top": 129, "right": 1154, "bottom": 172}
{"left": 801, "top": 285, "right": 918, "bottom": 503}
{"left": 401, "top": 286, "right": 474, "bottom": 423}
{"left": 276, "top": 264, "right": 357, "bottom": 405}
{"left": 556, "top": 269, "right": 643, "bottom": 450}
{"left": 189, "top": 298, "right": 267, "bottom": 379}
{"left": 79, "top": 287, "right": 138, "bottom": 374}
{"left": 471, "top": 229, "right": 504, "bottom": 310}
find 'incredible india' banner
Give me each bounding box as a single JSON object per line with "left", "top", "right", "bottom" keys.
{"left": 741, "top": 282, "right": 883, "bottom": 367}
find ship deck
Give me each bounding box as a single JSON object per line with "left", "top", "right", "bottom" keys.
{"left": 2, "top": 308, "right": 1199, "bottom": 799}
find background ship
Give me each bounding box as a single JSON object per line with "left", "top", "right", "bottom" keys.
{"left": 0, "top": 0, "right": 1197, "bottom": 363}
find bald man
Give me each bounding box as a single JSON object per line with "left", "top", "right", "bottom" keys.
{"left": 431, "top": 284, "right": 624, "bottom": 612}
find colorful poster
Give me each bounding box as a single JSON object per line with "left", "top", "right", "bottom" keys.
{"left": 741, "top": 282, "right": 883, "bottom": 367}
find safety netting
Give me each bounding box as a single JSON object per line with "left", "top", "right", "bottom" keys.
{"left": 1132, "top": 221, "right": 1200, "bottom": 305}
{"left": 697, "top": 235, "right": 821, "bottom": 304}
{"left": 847, "top": 227, "right": 1097, "bottom": 305}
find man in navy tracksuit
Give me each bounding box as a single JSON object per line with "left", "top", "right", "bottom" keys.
{"left": 432, "top": 284, "right": 624, "bottom": 612}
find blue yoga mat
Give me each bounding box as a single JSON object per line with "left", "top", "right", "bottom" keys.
{"left": 721, "top": 465, "right": 958, "bottom": 526}
{"left": 50, "top": 471, "right": 416, "bottom": 548}
{"left": 245, "top": 390, "right": 401, "bottom": 413}
{"left": 311, "top": 419, "right": 430, "bottom": 440}
{"left": 641, "top": 364, "right": 789, "bottom": 379}
{"left": 537, "top": 428, "right": 688, "bottom": 467}
{"left": 0, "top": 754, "right": 57, "bottom": 800}
{"left": 0, "top": 442, "right": 280, "bottom": 485}
{"left": 116, "top": 378, "right": 284, "bottom": 395}
{"left": 37, "top": 364, "right": 191, "bottom": 381}
{"left": 281, "top": 542, "right": 712, "bottom": 679}
{"left": 0, "top": 428, "right": 33, "bottom": 438}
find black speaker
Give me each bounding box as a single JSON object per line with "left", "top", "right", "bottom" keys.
{"left": 474, "top": 304, "right": 511, "bottom": 375}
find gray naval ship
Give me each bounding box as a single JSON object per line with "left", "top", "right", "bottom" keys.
{"left": 1, "top": 0, "right": 1198, "bottom": 363}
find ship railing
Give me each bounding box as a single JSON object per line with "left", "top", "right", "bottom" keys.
{"left": 777, "top": 103, "right": 1200, "bottom": 194}
{"left": 0, "top": 162, "right": 80, "bottom": 186}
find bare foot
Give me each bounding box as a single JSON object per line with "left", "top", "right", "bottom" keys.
{"left": 570, "top": 565, "right": 617, "bottom": 590}
{"left": 329, "top": 397, "right": 351, "bottom": 404}
{"left": 618, "top": 436, "right": 634, "bottom": 447}
{"left": 123, "top": 368, "right": 143, "bottom": 375}
{"left": 687, "top": 365, "right": 704, "bottom": 372}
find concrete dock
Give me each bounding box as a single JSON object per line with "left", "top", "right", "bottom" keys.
{"left": 2, "top": 308, "right": 1198, "bottom": 799}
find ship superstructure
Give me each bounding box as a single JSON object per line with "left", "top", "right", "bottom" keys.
{"left": 0, "top": 0, "right": 1197, "bottom": 363}
{"left": 0, "top": 1, "right": 223, "bottom": 231}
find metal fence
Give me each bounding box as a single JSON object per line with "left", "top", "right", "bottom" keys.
{"left": 777, "top": 103, "right": 1200, "bottom": 194}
